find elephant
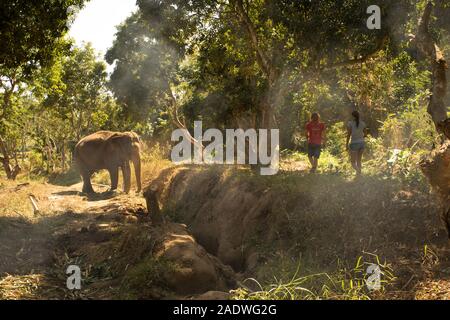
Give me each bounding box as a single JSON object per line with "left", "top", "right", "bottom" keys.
{"left": 74, "top": 131, "right": 142, "bottom": 194}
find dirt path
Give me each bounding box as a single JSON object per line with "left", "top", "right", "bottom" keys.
{"left": 0, "top": 178, "right": 236, "bottom": 300}
{"left": 0, "top": 181, "right": 147, "bottom": 299}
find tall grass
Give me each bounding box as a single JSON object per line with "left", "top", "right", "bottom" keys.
{"left": 231, "top": 254, "right": 396, "bottom": 300}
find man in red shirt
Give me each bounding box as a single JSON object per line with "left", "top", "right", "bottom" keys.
{"left": 305, "top": 113, "right": 326, "bottom": 173}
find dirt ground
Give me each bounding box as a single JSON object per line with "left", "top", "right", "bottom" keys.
{"left": 0, "top": 164, "right": 449, "bottom": 300}
{"left": 0, "top": 181, "right": 141, "bottom": 298}
{"left": 0, "top": 178, "right": 236, "bottom": 300}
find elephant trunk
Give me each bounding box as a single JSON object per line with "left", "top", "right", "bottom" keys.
{"left": 132, "top": 150, "right": 142, "bottom": 192}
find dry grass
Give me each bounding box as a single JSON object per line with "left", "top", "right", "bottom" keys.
{"left": 90, "top": 142, "right": 173, "bottom": 192}
{"left": 1, "top": 144, "right": 449, "bottom": 300}
{"left": 0, "top": 180, "right": 46, "bottom": 220}
{"left": 0, "top": 274, "right": 62, "bottom": 300}
{"left": 0, "top": 164, "right": 158, "bottom": 300}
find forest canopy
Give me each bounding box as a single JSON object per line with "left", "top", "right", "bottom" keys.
{"left": 0, "top": 0, "right": 449, "bottom": 179}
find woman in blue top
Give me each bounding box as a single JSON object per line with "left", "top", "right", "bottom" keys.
{"left": 346, "top": 111, "right": 367, "bottom": 175}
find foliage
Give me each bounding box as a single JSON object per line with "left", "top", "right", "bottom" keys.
{"left": 42, "top": 43, "right": 120, "bottom": 140}
{"left": 0, "top": 0, "right": 84, "bottom": 74}
{"left": 231, "top": 255, "right": 395, "bottom": 300}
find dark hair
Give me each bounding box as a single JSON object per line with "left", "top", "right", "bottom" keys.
{"left": 352, "top": 111, "right": 360, "bottom": 128}
{"left": 311, "top": 113, "right": 320, "bottom": 121}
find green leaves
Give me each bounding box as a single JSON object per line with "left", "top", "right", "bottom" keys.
{"left": 0, "top": 0, "right": 85, "bottom": 75}
{"left": 40, "top": 43, "right": 117, "bottom": 140}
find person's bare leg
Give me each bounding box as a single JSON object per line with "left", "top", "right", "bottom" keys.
{"left": 350, "top": 151, "right": 358, "bottom": 172}
{"left": 356, "top": 150, "right": 364, "bottom": 175}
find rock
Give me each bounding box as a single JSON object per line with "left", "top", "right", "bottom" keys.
{"left": 124, "top": 215, "right": 139, "bottom": 224}
{"left": 154, "top": 223, "right": 236, "bottom": 295}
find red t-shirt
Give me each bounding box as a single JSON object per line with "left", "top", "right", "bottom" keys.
{"left": 306, "top": 121, "right": 325, "bottom": 145}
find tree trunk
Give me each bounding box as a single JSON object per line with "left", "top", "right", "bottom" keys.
{"left": 61, "top": 142, "right": 66, "bottom": 172}
{"left": 420, "top": 142, "right": 450, "bottom": 237}
{"left": 415, "top": 2, "right": 450, "bottom": 237}
{"left": 415, "top": 2, "right": 449, "bottom": 137}
{"left": 0, "top": 136, "right": 20, "bottom": 180}
{"left": 232, "top": 0, "right": 280, "bottom": 131}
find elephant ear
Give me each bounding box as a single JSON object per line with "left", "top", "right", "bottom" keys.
{"left": 125, "top": 131, "right": 141, "bottom": 144}
{"left": 109, "top": 133, "right": 133, "bottom": 153}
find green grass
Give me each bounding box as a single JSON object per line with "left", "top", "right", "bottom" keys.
{"left": 231, "top": 254, "right": 396, "bottom": 300}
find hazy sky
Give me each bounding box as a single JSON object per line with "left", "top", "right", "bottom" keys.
{"left": 68, "top": 0, "right": 137, "bottom": 56}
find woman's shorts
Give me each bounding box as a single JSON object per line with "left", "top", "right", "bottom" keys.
{"left": 350, "top": 142, "right": 365, "bottom": 152}
{"left": 308, "top": 144, "right": 322, "bottom": 158}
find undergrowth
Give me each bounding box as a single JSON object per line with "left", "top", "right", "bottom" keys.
{"left": 231, "top": 254, "right": 396, "bottom": 300}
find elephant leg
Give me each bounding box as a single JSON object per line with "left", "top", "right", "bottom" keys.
{"left": 81, "top": 171, "right": 94, "bottom": 194}
{"left": 122, "top": 161, "right": 131, "bottom": 194}
{"left": 109, "top": 167, "right": 119, "bottom": 191}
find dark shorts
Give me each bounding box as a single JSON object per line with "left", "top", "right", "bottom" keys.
{"left": 350, "top": 142, "right": 365, "bottom": 152}
{"left": 308, "top": 144, "right": 322, "bottom": 158}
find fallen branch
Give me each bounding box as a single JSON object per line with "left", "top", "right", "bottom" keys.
{"left": 28, "top": 195, "right": 40, "bottom": 216}
{"left": 91, "top": 183, "right": 111, "bottom": 188}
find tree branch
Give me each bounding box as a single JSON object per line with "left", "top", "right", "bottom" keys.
{"left": 232, "top": 0, "right": 277, "bottom": 82}
{"left": 166, "top": 83, "right": 204, "bottom": 151}
{"left": 324, "top": 34, "right": 389, "bottom": 70}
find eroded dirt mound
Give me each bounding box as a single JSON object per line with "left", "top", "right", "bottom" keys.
{"left": 57, "top": 217, "right": 236, "bottom": 298}
{"left": 146, "top": 166, "right": 312, "bottom": 271}
{"left": 154, "top": 223, "right": 236, "bottom": 295}
{"left": 145, "top": 165, "right": 450, "bottom": 297}
{"left": 2, "top": 162, "right": 450, "bottom": 299}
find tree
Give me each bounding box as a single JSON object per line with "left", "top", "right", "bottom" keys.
{"left": 39, "top": 43, "right": 120, "bottom": 171}
{"left": 106, "top": 13, "right": 180, "bottom": 136}
{"left": 0, "top": 0, "right": 84, "bottom": 73}
{"left": 0, "top": 0, "right": 85, "bottom": 179}
{"left": 413, "top": 1, "right": 449, "bottom": 138}
{"left": 413, "top": 1, "right": 450, "bottom": 237}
